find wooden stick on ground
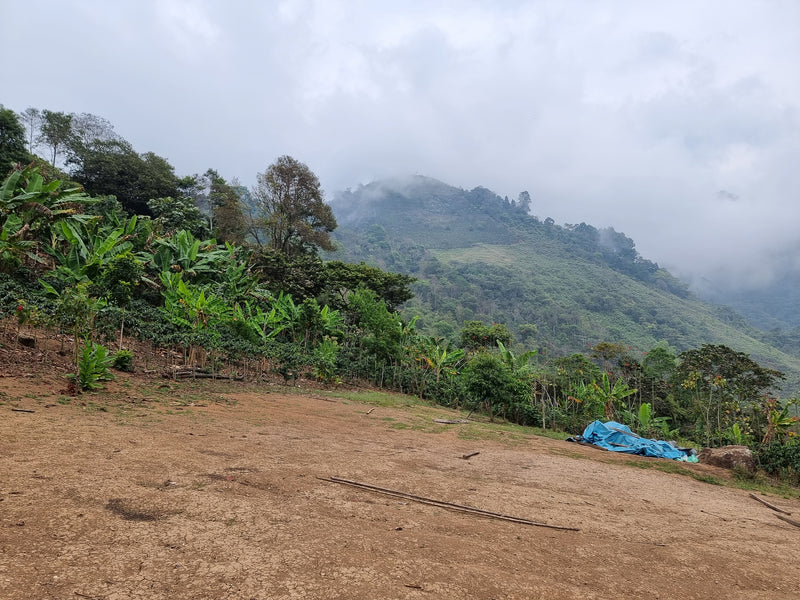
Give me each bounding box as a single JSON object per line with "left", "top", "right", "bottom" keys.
{"left": 461, "top": 451, "right": 480, "bottom": 460}
{"left": 774, "top": 513, "right": 800, "bottom": 528}
{"left": 700, "top": 509, "right": 730, "bottom": 522}
{"left": 11, "top": 408, "right": 35, "bottom": 413}
{"left": 318, "top": 476, "right": 579, "bottom": 532}
{"left": 749, "top": 493, "right": 792, "bottom": 515}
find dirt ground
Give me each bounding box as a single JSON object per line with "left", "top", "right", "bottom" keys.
{"left": 1, "top": 334, "right": 800, "bottom": 600}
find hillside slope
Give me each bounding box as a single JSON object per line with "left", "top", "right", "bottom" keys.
{"left": 329, "top": 176, "right": 800, "bottom": 394}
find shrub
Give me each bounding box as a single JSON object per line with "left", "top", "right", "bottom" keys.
{"left": 112, "top": 348, "right": 134, "bottom": 372}
{"left": 754, "top": 440, "right": 800, "bottom": 485}
{"left": 71, "top": 339, "right": 115, "bottom": 391}
{"left": 462, "top": 352, "right": 527, "bottom": 419}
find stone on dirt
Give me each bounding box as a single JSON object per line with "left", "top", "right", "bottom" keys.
{"left": 698, "top": 445, "right": 755, "bottom": 472}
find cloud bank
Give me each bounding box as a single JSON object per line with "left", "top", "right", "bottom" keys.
{"left": 2, "top": 0, "right": 798, "bottom": 289}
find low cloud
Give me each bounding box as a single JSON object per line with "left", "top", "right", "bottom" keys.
{"left": 3, "top": 0, "right": 798, "bottom": 290}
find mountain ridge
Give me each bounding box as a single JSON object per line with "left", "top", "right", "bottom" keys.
{"left": 328, "top": 175, "right": 800, "bottom": 395}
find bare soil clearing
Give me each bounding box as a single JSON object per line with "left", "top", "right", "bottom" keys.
{"left": 1, "top": 351, "right": 800, "bottom": 599}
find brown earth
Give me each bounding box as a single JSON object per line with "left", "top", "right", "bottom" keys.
{"left": 1, "top": 331, "right": 800, "bottom": 599}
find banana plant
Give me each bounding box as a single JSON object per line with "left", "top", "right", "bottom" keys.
{"left": 160, "top": 272, "right": 231, "bottom": 366}
{"left": 761, "top": 398, "right": 799, "bottom": 446}
{"left": 49, "top": 218, "right": 136, "bottom": 284}
{"left": 272, "top": 291, "right": 302, "bottom": 342}
{"left": 0, "top": 215, "right": 37, "bottom": 273}
{"left": 230, "top": 300, "right": 284, "bottom": 343}
{"left": 417, "top": 336, "right": 466, "bottom": 382}
{"left": 148, "top": 230, "right": 226, "bottom": 280}
{"left": 0, "top": 165, "right": 95, "bottom": 270}
{"left": 593, "top": 372, "right": 637, "bottom": 420}
{"left": 496, "top": 340, "right": 537, "bottom": 372}
{"left": 213, "top": 243, "right": 255, "bottom": 302}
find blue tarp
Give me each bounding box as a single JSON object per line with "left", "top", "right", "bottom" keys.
{"left": 571, "top": 420, "right": 689, "bottom": 460}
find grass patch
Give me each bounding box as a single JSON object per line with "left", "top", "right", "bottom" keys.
{"left": 730, "top": 468, "right": 800, "bottom": 499}
{"left": 624, "top": 459, "right": 800, "bottom": 497}
{"left": 324, "top": 389, "right": 429, "bottom": 408}
{"left": 456, "top": 422, "right": 529, "bottom": 445}
{"left": 548, "top": 447, "right": 589, "bottom": 460}
{"left": 624, "top": 460, "right": 723, "bottom": 485}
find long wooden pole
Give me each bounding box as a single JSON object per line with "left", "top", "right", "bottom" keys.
{"left": 318, "top": 476, "right": 579, "bottom": 532}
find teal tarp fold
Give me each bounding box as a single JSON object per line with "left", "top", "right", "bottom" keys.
{"left": 572, "top": 420, "right": 689, "bottom": 460}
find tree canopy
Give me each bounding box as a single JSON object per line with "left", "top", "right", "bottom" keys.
{"left": 252, "top": 155, "right": 337, "bottom": 256}
{"left": 0, "top": 107, "right": 30, "bottom": 175}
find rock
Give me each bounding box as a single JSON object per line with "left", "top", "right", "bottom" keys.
{"left": 698, "top": 445, "right": 755, "bottom": 472}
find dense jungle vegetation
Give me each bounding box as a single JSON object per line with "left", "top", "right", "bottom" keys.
{"left": 1, "top": 105, "right": 799, "bottom": 484}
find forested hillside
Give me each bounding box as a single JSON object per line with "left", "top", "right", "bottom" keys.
{"left": 329, "top": 176, "right": 800, "bottom": 394}
{"left": 2, "top": 106, "right": 798, "bottom": 475}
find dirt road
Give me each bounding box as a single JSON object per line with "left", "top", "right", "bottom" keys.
{"left": 1, "top": 375, "right": 799, "bottom": 599}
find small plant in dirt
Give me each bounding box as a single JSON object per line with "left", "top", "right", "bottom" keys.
{"left": 112, "top": 348, "right": 134, "bottom": 372}
{"left": 70, "top": 338, "right": 115, "bottom": 391}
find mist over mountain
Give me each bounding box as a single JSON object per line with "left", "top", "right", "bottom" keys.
{"left": 693, "top": 258, "right": 800, "bottom": 332}
{"left": 328, "top": 175, "right": 800, "bottom": 394}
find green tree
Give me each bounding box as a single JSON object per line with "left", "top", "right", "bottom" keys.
{"left": 591, "top": 372, "right": 637, "bottom": 420}
{"left": 206, "top": 169, "right": 246, "bottom": 244}
{"left": 462, "top": 353, "right": 527, "bottom": 420}
{"left": 0, "top": 107, "right": 29, "bottom": 175}
{"left": 249, "top": 247, "right": 325, "bottom": 300}
{"left": 252, "top": 155, "right": 337, "bottom": 256}
{"left": 496, "top": 339, "right": 537, "bottom": 372}
{"left": 346, "top": 288, "right": 407, "bottom": 364}
{"left": 321, "top": 261, "right": 416, "bottom": 311}
{"left": 39, "top": 110, "right": 74, "bottom": 167}
{"left": 416, "top": 336, "right": 466, "bottom": 383}
{"left": 674, "top": 344, "right": 785, "bottom": 445}
{"left": 69, "top": 137, "right": 182, "bottom": 215}
{"left": 147, "top": 196, "right": 210, "bottom": 238}
{"left": 19, "top": 107, "right": 41, "bottom": 154}
{"left": 458, "top": 320, "right": 513, "bottom": 352}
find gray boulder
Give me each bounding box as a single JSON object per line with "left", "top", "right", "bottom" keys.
{"left": 698, "top": 445, "right": 755, "bottom": 472}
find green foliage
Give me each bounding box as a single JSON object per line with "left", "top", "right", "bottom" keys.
{"left": 760, "top": 397, "right": 799, "bottom": 446}
{"left": 592, "top": 372, "right": 637, "bottom": 420}
{"left": 98, "top": 254, "right": 143, "bottom": 307}
{"left": 0, "top": 164, "right": 95, "bottom": 272}
{"left": 72, "top": 338, "right": 115, "bottom": 391}
{"left": 321, "top": 261, "right": 416, "bottom": 311}
{"left": 111, "top": 348, "right": 134, "bottom": 372}
{"left": 39, "top": 110, "right": 73, "bottom": 166}
{"left": 632, "top": 402, "right": 675, "bottom": 438}
{"left": 148, "top": 196, "right": 209, "bottom": 238}
{"left": 252, "top": 155, "right": 337, "bottom": 256}
{"left": 675, "top": 344, "right": 786, "bottom": 445}
{"left": 458, "top": 320, "right": 513, "bottom": 352}
{"left": 312, "top": 337, "right": 341, "bottom": 383}
{"left": 415, "top": 336, "right": 466, "bottom": 382}
{"left": 755, "top": 440, "right": 800, "bottom": 485}
{"left": 0, "top": 107, "right": 30, "bottom": 174}
{"left": 346, "top": 288, "right": 408, "bottom": 364}
{"left": 43, "top": 281, "right": 106, "bottom": 339}
{"left": 496, "top": 339, "right": 537, "bottom": 372}
{"left": 147, "top": 229, "right": 228, "bottom": 282}
{"left": 462, "top": 352, "right": 528, "bottom": 419}
{"left": 329, "top": 176, "right": 800, "bottom": 395}
{"left": 205, "top": 169, "right": 247, "bottom": 244}
{"left": 249, "top": 247, "right": 325, "bottom": 300}
{"left": 70, "top": 137, "right": 182, "bottom": 215}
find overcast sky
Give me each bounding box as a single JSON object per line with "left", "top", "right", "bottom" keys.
{"left": 2, "top": 0, "right": 798, "bottom": 290}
